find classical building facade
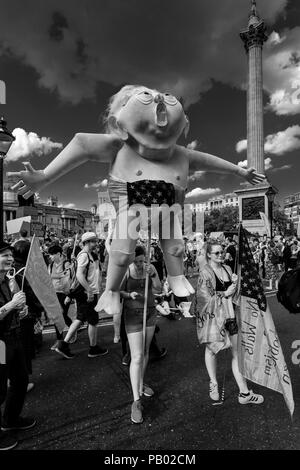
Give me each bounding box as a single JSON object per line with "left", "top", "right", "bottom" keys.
{"left": 190, "top": 193, "right": 239, "bottom": 214}
{"left": 284, "top": 193, "right": 300, "bottom": 230}
{"left": 3, "top": 182, "right": 99, "bottom": 237}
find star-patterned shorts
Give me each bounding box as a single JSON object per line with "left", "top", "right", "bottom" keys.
{"left": 108, "top": 174, "right": 186, "bottom": 215}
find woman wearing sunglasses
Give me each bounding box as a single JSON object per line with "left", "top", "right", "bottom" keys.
{"left": 193, "top": 240, "right": 264, "bottom": 405}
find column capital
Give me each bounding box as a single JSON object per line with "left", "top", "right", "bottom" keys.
{"left": 240, "top": 21, "right": 268, "bottom": 52}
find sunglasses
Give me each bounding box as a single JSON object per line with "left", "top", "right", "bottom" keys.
{"left": 211, "top": 251, "right": 224, "bottom": 256}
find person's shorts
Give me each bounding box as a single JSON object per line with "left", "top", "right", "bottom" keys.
{"left": 76, "top": 294, "right": 98, "bottom": 326}
{"left": 124, "top": 307, "right": 157, "bottom": 334}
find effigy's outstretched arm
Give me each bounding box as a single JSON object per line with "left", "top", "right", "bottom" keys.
{"left": 7, "top": 133, "right": 123, "bottom": 199}
{"left": 185, "top": 147, "right": 265, "bottom": 185}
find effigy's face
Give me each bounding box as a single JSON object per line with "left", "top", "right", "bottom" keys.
{"left": 117, "top": 87, "right": 188, "bottom": 149}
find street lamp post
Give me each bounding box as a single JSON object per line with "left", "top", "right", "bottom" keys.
{"left": 0, "top": 117, "right": 15, "bottom": 243}
{"left": 266, "top": 187, "right": 276, "bottom": 239}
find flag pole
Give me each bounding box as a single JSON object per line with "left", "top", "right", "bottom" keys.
{"left": 72, "top": 233, "right": 78, "bottom": 258}
{"left": 140, "top": 226, "right": 152, "bottom": 396}
{"left": 21, "top": 234, "right": 36, "bottom": 291}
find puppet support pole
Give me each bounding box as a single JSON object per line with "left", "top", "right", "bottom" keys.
{"left": 140, "top": 226, "right": 152, "bottom": 396}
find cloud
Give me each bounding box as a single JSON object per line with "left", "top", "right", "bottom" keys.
{"left": 84, "top": 178, "right": 108, "bottom": 190}
{"left": 270, "top": 164, "right": 292, "bottom": 172}
{"left": 187, "top": 140, "right": 199, "bottom": 150}
{"left": 5, "top": 128, "right": 63, "bottom": 163}
{"left": 236, "top": 140, "right": 247, "bottom": 153}
{"left": 264, "top": 157, "right": 273, "bottom": 171}
{"left": 188, "top": 171, "right": 206, "bottom": 183}
{"left": 186, "top": 187, "right": 221, "bottom": 202}
{"left": 238, "top": 157, "right": 273, "bottom": 171}
{"left": 265, "top": 28, "right": 300, "bottom": 115}
{"left": 57, "top": 202, "right": 76, "bottom": 209}
{"left": 58, "top": 202, "right": 76, "bottom": 208}
{"left": 264, "top": 125, "right": 300, "bottom": 155}
{"left": 0, "top": 0, "right": 288, "bottom": 106}
{"left": 236, "top": 126, "right": 300, "bottom": 156}
{"left": 237, "top": 159, "right": 247, "bottom": 168}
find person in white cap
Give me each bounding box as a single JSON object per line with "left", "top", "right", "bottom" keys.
{"left": 55, "top": 232, "right": 108, "bottom": 359}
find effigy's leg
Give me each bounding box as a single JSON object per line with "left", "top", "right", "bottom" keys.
{"left": 160, "top": 213, "right": 195, "bottom": 298}
{"left": 95, "top": 210, "right": 138, "bottom": 316}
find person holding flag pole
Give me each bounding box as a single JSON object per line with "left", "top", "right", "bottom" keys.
{"left": 120, "top": 239, "right": 161, "bottom": 424}
{"left": 193, "top": 239, "right": 264, "bottom": 405}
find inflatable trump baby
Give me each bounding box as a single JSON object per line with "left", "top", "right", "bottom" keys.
{"left": 8, "top": 85, "right": 265, "bottom": 318}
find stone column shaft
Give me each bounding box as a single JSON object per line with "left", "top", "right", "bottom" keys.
{"left": 247, "top": 44, "right": 264, "bottom": 174}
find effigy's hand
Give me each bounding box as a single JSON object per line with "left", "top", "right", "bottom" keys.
{"left": 243, "top": 167, "right": 266, "bottom": 186}
{"left": 7, "top": 162, "right": 47, "bottom": 199}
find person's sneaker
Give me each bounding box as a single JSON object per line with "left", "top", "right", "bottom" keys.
{"left": 68, "top": 331, "right": 78, "bottom": 344}
{"left": 122, "top": 353, "right": 131, "bottom": 366}
{"left": 209, "top": 381, "right": 219, "bottom": 401}
{"left": 88, "top": 345, "right": 108, "bottom": 358}
{"left": 50, "top": 341, "right": 58, "bottom": 351}
{"left": 0, "top": 433, "right": 18, "bottom": 450}
{"left": 54, "top": 341, "right": 74, "bottom": 359}
{"left": 131, "top": 400, "right": 143, "bottom": 424}
{"left": 1, "top": 417, "right": 36, "bottom": 432}
{"left": 238, "top": 390, "right": 264, "bottom": 405}
{"left": 150, "top": 347, "right": 167, "bottom": 361}
{"left": 142, "top": 384, "right": 154, "bottom": 397}
{"left": 27, "top": 383, "right": 34, "bottom": 393}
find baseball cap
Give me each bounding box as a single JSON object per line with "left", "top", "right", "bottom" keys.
{"left": 0, "top": 241, "right": 13, "bottom": 254}
{"left": 81, "top": 232, "right": 97, "bottom": 243}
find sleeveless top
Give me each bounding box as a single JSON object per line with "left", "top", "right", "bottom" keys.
{"left": 123, "top": 267, "right": 156, "bottom": 313}
{"left": 214, "top": 266, "right": 232, "bottom": 292}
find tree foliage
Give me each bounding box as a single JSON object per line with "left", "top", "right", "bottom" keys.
{"left": 204, "top": 206, "right": 239, "bottom": 232}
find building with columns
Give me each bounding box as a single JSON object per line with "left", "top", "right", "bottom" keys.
{"left": 284, "top": 193, "right": 300, "bottom": 232}
{"left": 235, "top": 0, "right": 278, "bottom": 235}
{"left": 3, "top": 179, "right": 99, "bottom": 237}
{"left": 189, "top": 193, "right": 239, "bottom": 214}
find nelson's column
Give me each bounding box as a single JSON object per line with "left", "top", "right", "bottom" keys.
{"left": 235, "top": 0, "right": 277, "bottom": 236}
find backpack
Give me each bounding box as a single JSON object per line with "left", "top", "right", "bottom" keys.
{"left": 69, "top": 252, "right": 93, "bottom": 299}
{"left": 48, "top": 260, "right": 71, "bottom": 295}
{"left": 277, "top": 268, "right": 300, "bottom": 314}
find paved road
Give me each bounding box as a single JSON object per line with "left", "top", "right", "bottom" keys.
{"left": 16, "top": 293, "right": 300, "bottom": 450}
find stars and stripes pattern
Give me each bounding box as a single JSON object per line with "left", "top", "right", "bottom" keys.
{"left": 127, "top": 180, "right": 175, "bottom": 207}
{"left": 238, "top": 225, "right": 266, "bottom": 312}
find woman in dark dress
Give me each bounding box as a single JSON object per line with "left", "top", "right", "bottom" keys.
{"left": 120, "top": 245, "right": 161, "bottom": 424}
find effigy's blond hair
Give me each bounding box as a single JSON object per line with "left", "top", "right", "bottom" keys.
{"left": 103, "top": 84, "right": 157, "bottom": 133}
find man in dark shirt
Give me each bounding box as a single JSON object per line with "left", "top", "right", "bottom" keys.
{"left": 224, "top": 238, "right": 237, "bottom": 272}
{"left": 0, "top": 242, "right": 36, "bottom": 451}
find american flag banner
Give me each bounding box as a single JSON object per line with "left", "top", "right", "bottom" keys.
{"left": 236, "top": 225, "right": 294, "bottom": 416}
{"left": 127, "top": 180, "right": 176, "bottom": 207}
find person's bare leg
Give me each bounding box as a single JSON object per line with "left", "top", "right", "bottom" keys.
{"left": 205, "top": 346, "right": 218, "bottom": 384}
{"left": 140, "top": 326, "right": 156, "bottom": 394}
{"left": 88, "top": 324, "right": 97, "bottom": 347}
{"left": 127, "top": 331, "right": 143, "bottom": 401}
{"left": 64, "top": 319, "right": 82, "bottom": 343}
{"left": 230, "top": 335, "right": 249, "bottom": 394}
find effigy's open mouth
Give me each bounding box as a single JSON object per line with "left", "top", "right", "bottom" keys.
{"left": 155, "top": 102, "right": 168, "bottom": 127}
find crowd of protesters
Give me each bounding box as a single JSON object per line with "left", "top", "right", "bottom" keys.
{"left": 0, "top": 226, "right": 300, "bottom": 448}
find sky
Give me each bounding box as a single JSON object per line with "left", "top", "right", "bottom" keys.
{"left": 0, "top": 0, "right": 299, "bottom": 210}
